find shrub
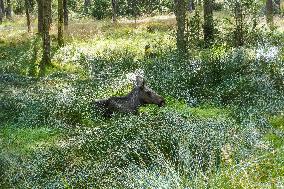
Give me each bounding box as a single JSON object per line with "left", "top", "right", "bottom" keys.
{"left": 144, "top": 46, "right": 284, "bottom": 113}
{"left": 1, "top": 111, "right": 252, "bottom": 188}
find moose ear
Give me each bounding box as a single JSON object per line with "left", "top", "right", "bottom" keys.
{"left": 136, "top": 76, "right": 145, "bottom": 89}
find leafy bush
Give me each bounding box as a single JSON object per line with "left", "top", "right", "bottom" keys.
{"left": 144, "top": 46, "right": 284, "bottom": 113}
{"left": 92, "top": 0, "right": 112, "bottom": 19}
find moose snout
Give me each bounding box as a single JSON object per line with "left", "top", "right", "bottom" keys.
{"left": 158, "top": 98, "right": 165, "bottom": 107}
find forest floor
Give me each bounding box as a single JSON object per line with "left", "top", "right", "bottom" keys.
{"left": 0, "top": 14, "right": 284, "bottom": 188}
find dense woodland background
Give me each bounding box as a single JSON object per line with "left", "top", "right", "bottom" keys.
{"left": 0, "top": 0, "right": 284, "bottom": 188}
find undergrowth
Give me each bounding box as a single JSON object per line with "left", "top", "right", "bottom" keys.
{"left": 0, "top": 16, "right": 284, "bottom": 188}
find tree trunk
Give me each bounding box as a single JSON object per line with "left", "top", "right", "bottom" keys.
{"left": 111, "top": 0, "right": 117, "bottom": 23}
{"left": 37, "top": 0, "right": 43, "bottom": 33}
{"left": 133, "top": 0, "right": 138, "bottom": 24}
{"left": 234, "top": 2, "right": 243, "bottom": 47}
{"left": 48, "top": 0, "right": 52, "bottom": 27}
{"left": 40, "top": 0, "right": 52, "bottom": 75}
{"left": 0, "top": 0, "right": 4, "bottom": 14}
{"left": 188, "top": 0, "right": 195, "bottom": 12}
{"left": 266, "top": 0, "right": 274, "bottom": 29}
{"left": 0, "top": 0, "right": 4, "bottom": 24}
{"left": 58, "top": 0, "right": 64, "bottom": 46}
{"left": 84, "top": 0, "right": 91, "bottom": 14}
{"left": 174, "top": 0, "right": 187, "bottom": 53}
{"left": 63, "top": 0, "right": 68, "bottom": 30}
{"left": 25, "top": 0, "right": 31, "bottom": 32}
{"left": 275, "top": 0, "right": 280, "bottom": 13}
{"left": 0, "top": 8, "right": 2, "bottom": 25}
{"left": 203, "top": 0, "right": 214, "bottom": 45}
{"left": 6, "top": 0, "right": 12, "bottom": 20}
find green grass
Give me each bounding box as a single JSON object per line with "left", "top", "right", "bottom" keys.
{"left": 190, "top": 106, "right": 230, "bottom": 119}
{"left": 269, "top": 115, "right": 284, "bottom": 130}
{"left": 0, "top": 125, "right": 60, "bottom": 155}
{"left": 265, "top": 132, "right": 284, "bottom": 149}
{"left": 150, "top": 97, "right": 231, "bottom": 119}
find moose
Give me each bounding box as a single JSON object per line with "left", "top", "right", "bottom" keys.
{"left": 92, "top": 76, "right": 165, "bottom": 117}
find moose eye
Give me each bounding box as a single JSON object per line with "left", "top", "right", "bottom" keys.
{"left": 146, "top": 91, "right": 152, "bottom": 96}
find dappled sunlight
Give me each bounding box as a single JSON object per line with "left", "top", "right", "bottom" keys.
{"left": 1, "top": 0, "right": 284, "bottom": 187}
{"left": 256, "top": 46, "right": 279, "bottom": 61}
{"left": 53, "top": 32, "right": 174, "bottom": 67}
{"left": 119, "top": 14, "right": 176, "bottom": 24}
{"left": 55, "top": 84, "right": 76, "bottom": 105}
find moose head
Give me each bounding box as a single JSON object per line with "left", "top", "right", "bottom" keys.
{"left": 135, "top": 76, "right": 165, "bottom": 107}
